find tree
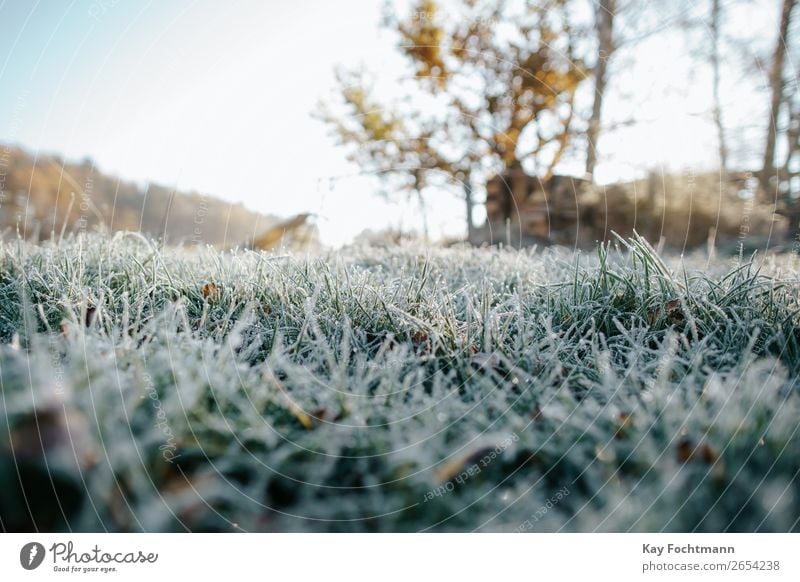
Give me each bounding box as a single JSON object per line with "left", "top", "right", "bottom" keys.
{"left": 585, "top": 0, "right": 616, "bottom": 180}
{"left": 785, "top": 97, "right": 799, "bottom": 186}
{"left": 760, "top": 0, "right": 797, "bottom": 199}
{"left": 710, "top": 0, "right": 729, "bottom": 178}
{"left": 583, "top": 0, "right": 688, "bottom": 181}
{"left": 318, "top": 0, "right": 586, "bottom": 240}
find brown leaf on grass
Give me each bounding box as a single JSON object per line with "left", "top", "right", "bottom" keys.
{"left": 697, "top": 442, "right": 719, "bottom": 465}
{"left": 410, "top": 330, "right": 435, "bottom": 356}
{"left": 677, "top": 438, "right": 725, "bottom": 478}
{"left": 614, "top": 412, "right": 632, "bottom": 440}
{"left": 647, "top": 298, "right": 685, "bottom": 326}
{"left": 201, "top": 282, "right": 218, "bottom": 300}
{"left": 676, "top": 437, "right": 693, "bottom": 462}
{"left": 677, "top": 438, "right": 720, "bottom": 465}
{"left": 411, "top": 330, "right": 429, "bottom": 344}
{"left": 664, "top": 298, "right": 681, "bottom": 312}
{"left": 665, "top": 298, "right": 685, "bottom": 324}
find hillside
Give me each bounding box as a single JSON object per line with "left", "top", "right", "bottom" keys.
{"left": 0, "top": 145, "right": 314, "bottom": 247}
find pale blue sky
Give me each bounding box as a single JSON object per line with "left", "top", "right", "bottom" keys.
{"left": 0, "top": 0, "right": 788, "bottom": 245}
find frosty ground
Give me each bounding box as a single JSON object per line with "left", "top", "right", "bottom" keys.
{"left": 1, "top": 233, "right": 798, "bottom": 532}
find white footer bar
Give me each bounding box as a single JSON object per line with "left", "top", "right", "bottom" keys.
{"left": 1, "top": 534, "right": 798, "bottom": 581}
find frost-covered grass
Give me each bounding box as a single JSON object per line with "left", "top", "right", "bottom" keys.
{"left": 1, "top": 233, "right": 799, "bottom": 532}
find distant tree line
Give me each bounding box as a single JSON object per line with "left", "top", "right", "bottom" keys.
{"left": 0, "top": 145, "right": 307, "bottom": 247}
{"left": 320, "top": 0, "right": 798, "bottom": 245}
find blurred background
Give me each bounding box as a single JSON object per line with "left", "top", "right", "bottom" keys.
{"left": 0, "top": 0, "right": 797, "bottom": 251}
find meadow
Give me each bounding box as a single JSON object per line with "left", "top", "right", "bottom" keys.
{"left": 1, "top": 233, "right": 799, "bottom": 532}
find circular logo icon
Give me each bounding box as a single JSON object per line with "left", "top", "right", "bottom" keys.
{"left": 20, "top": 542, "right": 46, "bottom": 570}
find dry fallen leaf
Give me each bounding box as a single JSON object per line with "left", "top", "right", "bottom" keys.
{"left": 647, "top": 298, "right": 685, "bottom": 326}
{"left": 677, "top": 437, "right": 721, "bottom": 471}
{"left": 411, "top": 330, "right": 429, "bottom": 344}
{"left": 201, "top": 282, "right": 218, "bottom": 300}
{"left": 614, "top": 412, "right": 632, "bottom": 440}
{"left": 676, "top": 437, "right": 693, "bottom": 462}
{"left": 665, "top": 298, "right": 685, "bottom": 324}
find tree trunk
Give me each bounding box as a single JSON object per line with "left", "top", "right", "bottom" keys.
{"left": 415, "top": 189, "right": 429, "bottom": 239}
{"left": 585, "top": 0, "right": 615, "bottom": 181}
{"left": 784, "top": 102, "right": 800, "bottom": 239}
{"left": 784, "top": 103, "right": 799, "bottom": 182}
{"left": 761, "top": 0, "right": 797, "bottom": 199}
{"left": 463, "top": 176, "right": 475, "bottom": 243}
{"left": 711, "top": 0, "right": 728, "bottom": 180}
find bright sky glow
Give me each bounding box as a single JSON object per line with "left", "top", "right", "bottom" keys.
{"left": 0, "top": 0, "right": 785, "bottom": 246}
